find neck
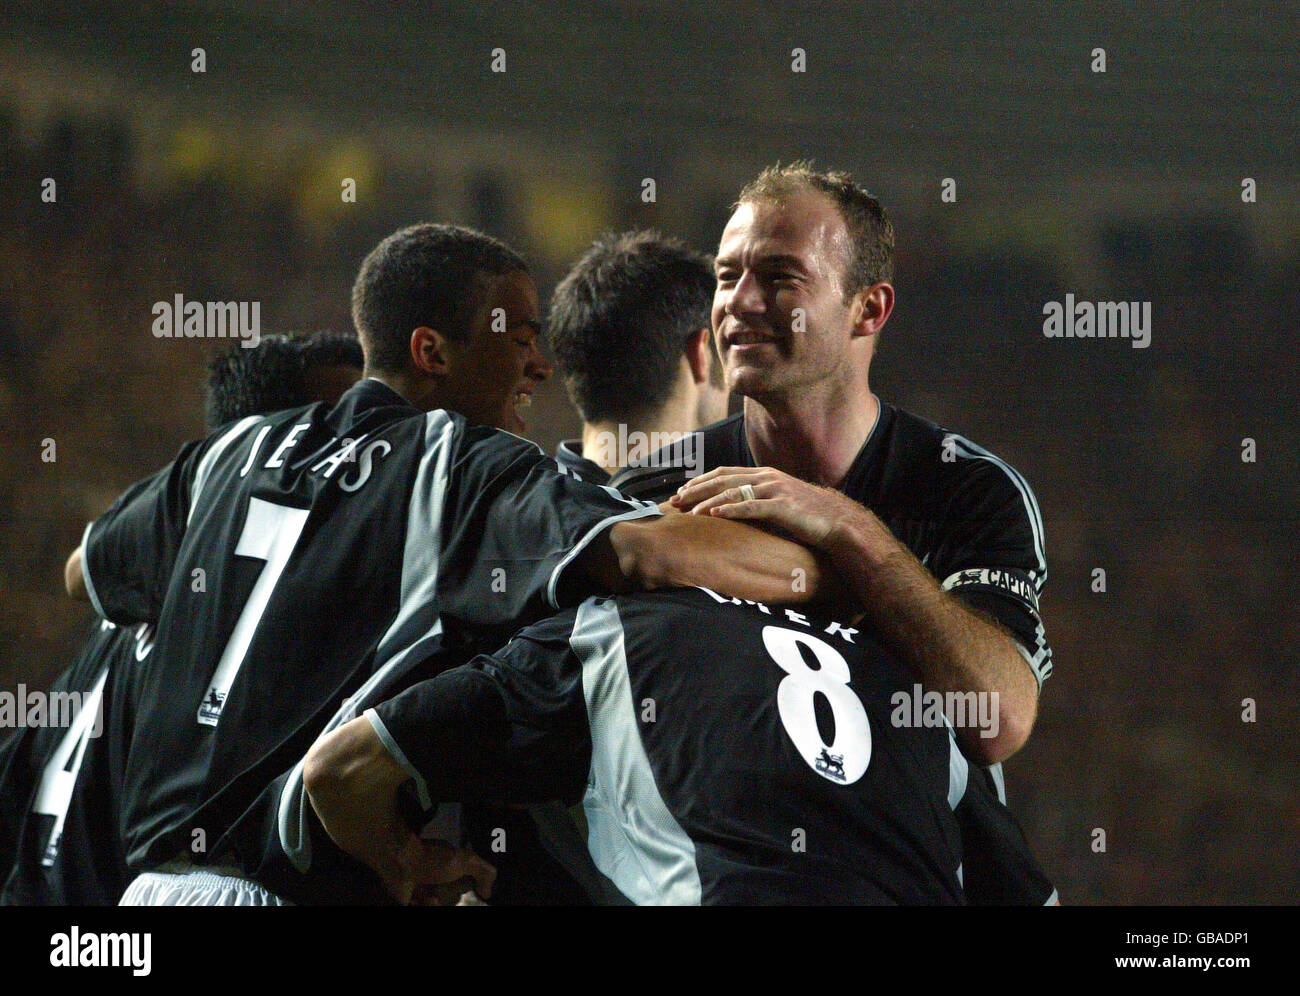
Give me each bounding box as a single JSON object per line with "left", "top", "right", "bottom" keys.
{"left": 742, "top": 380, "right": 879, "bottom": 488}
{"left": 581, "top": 387, "right": 702, "bottom": 474}
{"left": 582, "top": 421, "right": 692, "bottom": 476}
{"left": 363, "top": 368, "right": 431, "bottom": 411}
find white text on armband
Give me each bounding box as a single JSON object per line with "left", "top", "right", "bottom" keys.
{"left": 941, "top": 568, "right": 1039, "bottom": 613}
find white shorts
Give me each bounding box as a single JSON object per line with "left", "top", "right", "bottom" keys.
{"left": 119, "top": 862, "right": 290, "bottom": 906}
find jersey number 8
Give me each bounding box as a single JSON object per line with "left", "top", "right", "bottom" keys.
{"left": 762, "top": 626, "right": 871, "bottom": 785}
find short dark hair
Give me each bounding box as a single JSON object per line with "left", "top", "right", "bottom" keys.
{"left": 548, "top": 230, "right": 717, "bottom": 424}
{"left": 204, "top": 332, "right": 363, "bottom": 428}
{"left": 350, "top": 223, "right": 528, "bottom": 373}
{"left": 737, "top": 162, "right": 895, "bottom": 297}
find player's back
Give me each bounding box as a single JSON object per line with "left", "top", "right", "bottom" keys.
{"left": 97, "top": 382, "right": 425, "bottom": 868}
{"left": 366, "top": 589, "right": 1054, "bottom": 904}
{"left": 565, "top": 588, "right": 970, "bottom": 904}
{"left": 84, "top": 378, "right": 631, "bottom": 872}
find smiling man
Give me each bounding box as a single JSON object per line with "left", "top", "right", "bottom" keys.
{"left": 349, "top": 224, "right": 552, "bottom": 437}
{"left": 623, "top": 164, "right": 1052, "bottom": 771}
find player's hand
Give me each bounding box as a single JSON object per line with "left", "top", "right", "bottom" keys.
{"left": 303, "top": 717, "right": 496, "bottom": 905}
{"left": 404, "top": 846, "right": 497, "bottom": 906}
{"left": 671, "top": 466, "right": 865, "bottom": 551}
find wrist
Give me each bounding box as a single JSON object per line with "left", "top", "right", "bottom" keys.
{"left": 823, "top": 505, "right": 903, "bottom": 575}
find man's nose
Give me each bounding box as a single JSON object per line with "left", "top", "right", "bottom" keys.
{"left": 528, "top": 344, "right": 553, "bottom": 382}
{"left": 725, "top": 270, "right": 765, "bottom": 318}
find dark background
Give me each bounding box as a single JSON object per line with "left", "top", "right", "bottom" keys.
{"left": 1, "top": 1, "right": 1296, "bottom": 903}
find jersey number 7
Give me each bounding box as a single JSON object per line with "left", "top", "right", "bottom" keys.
{"left": 198, "top": 497, "right": 310, "bottom": 727}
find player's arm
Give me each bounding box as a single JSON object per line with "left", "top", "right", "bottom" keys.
{"left": 302, "top": 713, "right": 496, "bottom": 905}
{"left": 435, "top": 426, "right": 833, "bottom": 632}
{"left": 69, "top": 434, "right": 226, "bottom": 624}
{"left": 827, "top": 534, "right": 1036, "bottom": 764}
{"left": 305, "top": 635, "right": 588, "bottom": 903}
{"left": 673, "top": 468, "right": 1040, "bottom": 764}
{"left": 588, "top": 505, "right": 831, "bottom": 605}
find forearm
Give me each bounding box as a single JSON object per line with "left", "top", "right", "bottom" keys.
{"left": 605, "top": 513, "right": 828, "bottom": 604}
{"left": 669, "top": 467, "right": 1040, "bottom": 759}
{"left": 827, "top": 519, "right": 1037, "bottom": 763}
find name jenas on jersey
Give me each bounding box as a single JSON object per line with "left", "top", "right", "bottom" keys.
{"left": 237, "top": 421, "right": 392, "bottom": 492}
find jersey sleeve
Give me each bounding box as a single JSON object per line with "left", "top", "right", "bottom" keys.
{"left": 431, "top": 420, "right": 660, "bottom": 630}
{"left": 608, "top": 464, "right": 690, "bottom": 503}
{"left": 80, "top": 439, "right": 208, "bottom": 625}
{"left": 367, "top": 611, "right": 592, "bottom": 811}
{"left": 932, "top": 448, "right": 1053, "bottom": 688}
{"left": 955, "top": 772, "right": 1058, "bottom": 905}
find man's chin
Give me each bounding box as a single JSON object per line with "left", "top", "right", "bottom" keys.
{"left": 728, "top": 367, "right": 779, "bottom": 399}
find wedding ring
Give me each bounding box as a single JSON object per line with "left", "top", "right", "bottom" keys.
{"left": 739, "top": 484, "right": 757, "bottom": 502}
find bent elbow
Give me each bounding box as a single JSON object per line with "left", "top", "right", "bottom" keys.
{"left": 65, "top": 547, "right": 87, "bottom": 601}
{"left": 968, "top": 703, "right": 1034, "bottom": 765}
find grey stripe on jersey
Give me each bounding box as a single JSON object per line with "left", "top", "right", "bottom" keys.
{"left": 1015, "top": 630, "right": 1053, "bottom": 691}
{"left": 987, "top": 761, "right": 1007, "bottom": 805}
{"left": 947, "top": 726, "right": 970, "bottom": 890}
{"left": 187, "top": 415, "right": 262, "bottom": 525}
{"left": 277, "top": 410, "right": 458, "bottom": 871}
{"left": 80, "top": 520, "right": 109, "bottom": 622}
{"left": 947, "top": 728, "right": 970, "bottom": 810}
{"left": 544, "top": 489, "right": 660, "bottom": 609}
{"left": 946, "top": 434, "right": 1047, "bottom": 591}
{"left": 569, "top": 597, "right": 701, "bottom": 906}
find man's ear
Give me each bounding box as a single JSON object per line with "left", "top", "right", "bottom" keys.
{"left": 851, "top": 282, "right": 895, "bottom": 338}
{"left": 684, "top": 327, "right": 714, "bottom": 385}
{"left": 410, "top": 326, "right": 453, "bottom": 376}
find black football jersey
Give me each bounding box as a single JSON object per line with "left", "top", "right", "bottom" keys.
{"left": 79, "top": 378, "right": 659, "bottom": 873}
{"left": 0, "top": 619, "right": 151, "bottom": 904}
{"left": 553, "top": 440, "right": 609, "bottom": 484}
{"left": 616, "top": 404, "right": 1051, "bottom": 686}
{"left": 368, "top": 587, "right": 1056, "bottom": 905}
{"left": 554, "top": 439, "right": 665, "bottom": 496}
